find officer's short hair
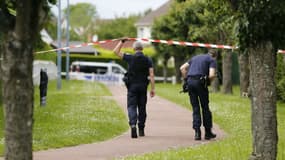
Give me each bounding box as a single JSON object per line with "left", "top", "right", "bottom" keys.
{"left": 208, "top": 49, "right": 217, "bottom": 58}
{"left": 133, "top": 41, "right": 144, "bottom": 50}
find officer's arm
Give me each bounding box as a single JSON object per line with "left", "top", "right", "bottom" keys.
{"left": 180, "top": 63, "right": 189, "bottom": 79}
{"left": 113, "top": 40, "right": 125, "bottom": 59}
{"left": 149, "top": 68, "right": 155, "bottom": 97}
{"left": 209, "top": 67, "right": 216, "bottom": 82}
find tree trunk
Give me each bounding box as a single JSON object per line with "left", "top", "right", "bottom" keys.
{"left": 174, "top": 54, "right": 185, "bottom": 83}
{"left": 249, "top": 42, "right": 277, "bottom": 160}
{"left": 222, "top": 50, "right": 233, "bottom": 94}
{"left": 0, "top": 43, "right": 2, "bottom": 103}
{"left": 211, "top": 78, "right": 220, "bottom": 92}
{"left": 0, "top": 0, "right": 47, "bottom": 159}
{"left": 163, "top": 61, "right": 168, "bottom": 83}
{"left": 238, "top": 51, "right": 250, "bottom": 97}
{"left": 2, "top": 33, "right": 34, "bottom": 160}
{"left": 163, "top": 53, "right": 170, "bottom": 83}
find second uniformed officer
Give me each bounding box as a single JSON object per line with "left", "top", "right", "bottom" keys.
{"left": 113, "top": 39, "right": 155, "bottom": 138}
{"left": 180, "top": 49, "right": 217, "bottom": 140}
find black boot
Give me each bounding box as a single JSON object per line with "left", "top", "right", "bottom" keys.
{"left": 139, "top": 128, "right": 145, "bottom": 137}
{"left": 131, "top": 127, "right": 138, "bottom": 138}
{"left": 205, "top": 128, "right": 216, "bottom": 140}
{"left": 194, "top": 128, "right": 201, "bottom": 140}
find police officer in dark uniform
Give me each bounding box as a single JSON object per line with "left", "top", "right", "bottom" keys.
{"left": 180, "top": 49, "right": 217, "bottom": 140}
{"left": 113, "top": 38, "right": 155, "bottom": 138}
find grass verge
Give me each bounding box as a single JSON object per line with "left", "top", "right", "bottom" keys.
{"left": 0, "top": 80, "right": 128, "bottom": 154}
{"left": 122, "top": 83, "right": 285, "bottom": 160}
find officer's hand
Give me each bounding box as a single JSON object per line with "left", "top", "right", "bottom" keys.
{"left": 120, "top": 37, "right": 128, "bottom": 43}
{"left": 150, "top": 89, "right": 155, "bottom": 98}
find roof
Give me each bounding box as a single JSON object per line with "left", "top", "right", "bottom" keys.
{"left": 97, "top": 39, "right": 134, "bottom": 51}
{"left": 51, "top": 41, "right": 98, "bottom": 54}
{"left": 135, "top": 0, "right": 172, "bottom": 27}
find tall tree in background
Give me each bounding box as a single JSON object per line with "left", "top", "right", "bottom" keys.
{"left": 222, "top": 50, "right": 233, "bottom": 94}
{"left": 0, "top": 0, "right": 54, "bottom": 159}
{"left": 238, "top": 50, "right": 249, "bottom": 96}
{"left": 95, "top": 15, "right": 139, "bottom": 40}
{"left": 0, "top": 33, "right": 2, "bottom": 103}
{"left": 205, "top": 1, "right": 236, "bottom": 94}
{"left": 152, "top": 0, "right": 208, "bottom": 83}
{"left": 225, "top": 0, "right": 285, "bottom": 159}
{"left": 66, "top": 3, "right": 97, "bottom": 41}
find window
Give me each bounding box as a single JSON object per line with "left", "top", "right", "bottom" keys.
{"left": 79, "top": 65, "right": 107, "bottom": 74}
{"left": 112, "top": 66, "right": 123, "bottom": 74}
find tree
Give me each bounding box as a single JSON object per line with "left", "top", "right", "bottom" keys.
{"left": 0, "top": 34, "right": 2, "bottom": 103}
{"left": 0, "top": 0, "right": 54, "bottom": 159}
{"left": 152, "top": 0, "right": 208, "bottom": 83}
{"left": 204, "top": 1, "right": 236, "bottom": 94}
{"left": 225, "top": 0, "right": 285, "bottom": 159}
{"left": 95, "top": 15, "right": 139, "bottom": 40}
{"left": 222, "top": 50, "right": 233, "bottom": 94}
{"left": 238, "top": 51, "right": 249, "bottom": 97}
{"left": 65, "top": 3, "right": 97, "bottom": 41}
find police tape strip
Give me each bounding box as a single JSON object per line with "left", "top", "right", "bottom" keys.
{"left": 35, "top": 39, "right": 119, "bottom": 54}
{"left": 35, "top": 37, "right": 285, "bottom": 54}
{"left": 128, "top": 38, "right": 236, "bottom": 50}
{"left": 278, "top": 50, "right": 285, "bottom": 54}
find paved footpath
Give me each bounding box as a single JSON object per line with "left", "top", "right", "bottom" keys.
{"left": 33, "top": 85, "right": 225, "bottom": 160}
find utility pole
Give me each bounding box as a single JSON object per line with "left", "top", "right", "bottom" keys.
{"left": 57, "top": 0, "right": 62, "bottom": 89}
{"left": 65, "top": 0, "right": 70, "bottom": 80}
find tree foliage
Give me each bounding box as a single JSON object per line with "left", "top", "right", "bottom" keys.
{"left": 234, "top": 0, "right": 285, "bottom": 51}
{"left": 95, "top": 15, "right": 139, "bottom": 40}
{"left": 152, "top": 0, "right": 234, "bottom": 82}
{"left": 63, "top": 3, "right": 97, "bottom": 41}
{"left": 67, "top": 3, "right": 97, "bottom": 29}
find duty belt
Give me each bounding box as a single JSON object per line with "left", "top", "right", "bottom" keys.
{"left": 188, "top": 75, "right": 203, "bottom": 80}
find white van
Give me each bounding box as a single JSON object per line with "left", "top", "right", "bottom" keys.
{"left": 69, "top": 61, "right": 126, "bottom": 85}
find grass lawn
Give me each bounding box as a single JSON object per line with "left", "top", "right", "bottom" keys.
{"left": 122, "top": 83, "right": 285, "bottom": 160}
{"left": 0, "top": 80, "right": 128, "bottom": 154}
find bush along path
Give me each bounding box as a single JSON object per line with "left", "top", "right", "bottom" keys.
{"left": 33, "top": 85, "right": 226, "bottom": 160}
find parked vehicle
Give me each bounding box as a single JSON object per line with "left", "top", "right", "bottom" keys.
{"left": 69, "top": 61, "right": 126, "bottom": 85}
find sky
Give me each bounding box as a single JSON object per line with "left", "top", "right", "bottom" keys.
{"left": 51, "top": 0, "right": 169, "bottom": 19}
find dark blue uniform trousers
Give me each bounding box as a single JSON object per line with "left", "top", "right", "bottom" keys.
{"left": 127, "top": 83, "right": 147, "bottom": 129}
{"left": 187, "top": 78, "right": 213, "bottom": 129}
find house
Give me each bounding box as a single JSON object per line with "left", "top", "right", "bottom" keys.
{"left": 135, "top": 0, "right": 171, "bottom": 39}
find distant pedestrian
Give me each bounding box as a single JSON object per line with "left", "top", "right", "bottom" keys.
{"left": 180, "top": 49, "right": 217, "bottom": 140}
{"left": 113, "top": 38, "right": 155, "bottom": 138}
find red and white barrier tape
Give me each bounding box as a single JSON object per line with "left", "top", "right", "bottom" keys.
{"left": 35, "top": 39, "right": 119, "bottom": 54}
{"left": 35, "top": 37, "right": 285, "bottom": 54}
{"left": 128, "top": 38, "right": 236, "bottom": 50}
{"left": 278, "top": 50, "right": 285, "bottom": 54}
